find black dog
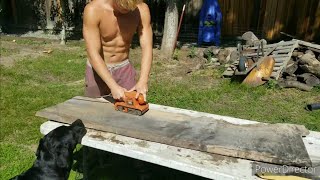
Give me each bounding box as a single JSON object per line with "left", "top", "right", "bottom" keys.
{"left": 11, "top": 119, "right": 87, "bottom": 180}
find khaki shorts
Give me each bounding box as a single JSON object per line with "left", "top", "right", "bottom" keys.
{"left": 85, "top": 59, "right": 136, "bottom": 98}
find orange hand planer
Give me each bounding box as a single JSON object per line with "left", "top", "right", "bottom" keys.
{"left": 114, "top": 91, "right": 149, "bottom": 116}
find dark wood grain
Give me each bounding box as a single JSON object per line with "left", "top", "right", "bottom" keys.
{"left": 36, "top": 96, "right": 313, "bottom": 167}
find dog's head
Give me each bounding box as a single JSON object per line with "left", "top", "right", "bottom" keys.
{"left": 36, "top": 119, "right": 87, "bottom": 170}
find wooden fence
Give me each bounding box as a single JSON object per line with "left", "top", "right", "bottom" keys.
{"left": 216, "top": 0, "right": 320, "bottom": 41}
{"left": 2, "top": 0, "right": 320, "bottom": 42}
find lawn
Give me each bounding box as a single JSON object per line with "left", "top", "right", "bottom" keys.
{"left": 0, "top": 36, "right": 319, "bottom": 179}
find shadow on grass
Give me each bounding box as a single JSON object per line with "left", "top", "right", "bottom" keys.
{"left": 71, "top": 147, "right": 209, "bottom": 180}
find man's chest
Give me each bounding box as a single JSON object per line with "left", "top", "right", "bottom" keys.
{"left": 99, "top": 12, "right": 140, "bottom": 42}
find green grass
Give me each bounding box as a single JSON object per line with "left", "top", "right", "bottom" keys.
{"left": 0, "top": 143, "right": 35, "bottom": 179}
{"left": 0, "top": 47, "right": 19, "bottom": 57}
{"left": 1, "top": 37, "right": 319, "bottom": 179}
{"left": 148, "top": 79, "right": 320, "bottom": 131}
{"left": 0, "top": 47, "right": 86, "bottom": 179}
{"left": 1, "top": 35, "right": 54, "bottom": 45}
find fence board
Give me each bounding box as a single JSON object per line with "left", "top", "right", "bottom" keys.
{"left": 283, "top": 0, "right": 296, "bottom": 36}
{"left": 273, "top": 0, "right": 287, "bottom": 39}
{"left": 5, "top": 0, "right": 320, "bottom": 42}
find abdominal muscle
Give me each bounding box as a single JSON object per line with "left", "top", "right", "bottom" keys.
{"left": 101, "top": 35, "right": 132, "bottom": 66}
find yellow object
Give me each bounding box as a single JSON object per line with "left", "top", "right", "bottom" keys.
{"left": 257, "top": 173, "right": 311, "bottom": 180}
{"left": 242, "top": 56, "right": 275, "bottom": 87}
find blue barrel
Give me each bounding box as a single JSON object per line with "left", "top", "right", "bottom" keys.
{"left": 198, "top": 0, "right": 222, "bottom": 46}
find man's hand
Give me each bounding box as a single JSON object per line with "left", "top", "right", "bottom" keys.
{"left": 110, "top": 85, "right": 127, "bottom": 100}
{"left": 129, "top": 81, "right": 148, "bottom": 101}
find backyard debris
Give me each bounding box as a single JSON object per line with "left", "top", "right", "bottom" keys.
{"left": 305, "top": 49, "right": 316, "bottom": 57}
{"left": 202, "top": 62, "right": 221, "bottom": 69}
{"left": 217, "top": 49, "right": 230, "bottom": 64}
{"left": 210, "top": 57, "right": 218, "bottom": 63}
{"left": 185, "top": 35, "right": 319, "bottom": 91}
{"left": 242, "top": 56, "right": 275, "bottom": 87}
{"left": 284, "top": 58, "right": 298, "bottom": 75}
{"left": 306, "top": 103, "right": 320, "bottom": 111}
{"left": 186, "top": 63, "right": 204, "bottom": 74}
{"left": 229, "top": 50, "right": 239, "bottom": 63}
{"left": 278, "top": 80, "right": 313, "bottom": 91}
{"left": 292, "top": 50, "right": 304, "bottom": 57}
{"left": 43, "top": 49, "right": 53, "bottom": 54}
{"left": 224, "top": 40, "right": 298, "bottom": 79}
{"left": 201, "top": 45, "right": 235, "bottom": 66}
{"left": 203, "top": 46, "right": 220, "bottom": 59}
{"left": 297, "top": 73, "right": 320, "bottom": 87}
{"left": 222, "top": 38, "right": 320, "bottom": 91}
{"left": 298, "top": 53, "right": 320, "bottom": 78}
{"left": 235, "top": 40, "right": 279, "bottom": 77}
{"left": 241, "top": 31, "right": 267, "bottom": 47}
{"left": 279, "top": 45, "right": 320, "bottom": 91}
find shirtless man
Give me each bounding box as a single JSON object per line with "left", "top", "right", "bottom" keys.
{"left": 83, "top": 0, "right": 153, "bottom": 101}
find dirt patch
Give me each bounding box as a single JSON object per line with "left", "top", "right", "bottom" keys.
{"left": 132, "top": 48, "right": 221, "bottom": 89}
{"left": 208, "top": 153, "right": 239, "bottom": 165}
{"left": 89, "top": 133, "right": 107, "bottom": 141}
{"left": 110, "top": 136, "right": 125, "bottom": 145}
{"left": 134, "top": 140, "right": 150, "bottom": 148}
{"left": 0, "top": 37, "right": 82, "bottom": 67}
{"left": 65, "top": 79, "right": 85, "bottom": 86}
{"left": 2, "top": 35, "right": 222, "bottom": 89}
{"left": 27, "top": 144, "right": 39, "bottom": 153}
{"left": 0, "top": 42, "right": 44, "bottom": 67}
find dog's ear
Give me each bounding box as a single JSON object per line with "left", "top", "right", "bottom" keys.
{"left": 70, "top": 119, "right": 87, "bottom": 143}
{"left": 36, "top": 137, "right": 55, "bottom": 161}
{"left": 70, "top": 119, "right": 85, "bottom": 128}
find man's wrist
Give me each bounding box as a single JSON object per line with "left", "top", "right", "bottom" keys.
{"left": 106, "top": 80, "right": 118, "bottom": 90}
{"left": 138, "top": 78, "right": 149, "bottom": 84}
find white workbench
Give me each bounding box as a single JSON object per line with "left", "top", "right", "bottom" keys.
{"left": 40, "top": 103, "right": 320, "bottom": 180}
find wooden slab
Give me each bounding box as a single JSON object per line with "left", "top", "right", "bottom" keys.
{"left": 296, "top": 39, "right": 320, "bottom": 50}
{"left": 149, "top": 103, "right": 320, "bottom": 167}
{"left": 36, "top": 96, "right": 313, "bottom": 167}
{"left": 40, "top": 121, "right": 320, "bottom": 180}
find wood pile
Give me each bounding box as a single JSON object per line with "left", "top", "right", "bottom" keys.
{"left": 214, "top": 35, "right": 320, "bottom": 91}
{"left": 278, "top": 41, "right": 320, "bottom": 91}
{"left": 187, "top": 30, "right": 320, "bottom": 91}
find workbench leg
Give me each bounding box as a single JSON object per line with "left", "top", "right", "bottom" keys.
{"left": 82, "top": 146, "right": 89, "bottom": 180}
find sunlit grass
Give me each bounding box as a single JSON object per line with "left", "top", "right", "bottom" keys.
{"left": 1, "top": 36, "right": 319, "bottom": 179}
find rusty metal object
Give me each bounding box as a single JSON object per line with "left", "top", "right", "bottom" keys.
{"left": 235, "top": 40, "right": 268, "bottom": 75}
{"left": 114, "top": 91, "right": 149, "bottom": 116}
{"left": 173, "top": 4, "right": 186, "bottom": 52}
{"left": 242, "top": 56, "right": 275, "bottom": 87}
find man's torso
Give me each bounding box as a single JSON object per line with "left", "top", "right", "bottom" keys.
{"left": 92, "top": 1, "right": 140, "bottom": 65}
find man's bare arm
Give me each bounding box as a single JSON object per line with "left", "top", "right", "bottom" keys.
{"left": 132, "top": 3, "right": 153, "bottom": 100}
{"left": 137, "top": 3, "right": 153, "bottom": 85}
{"left": 83, "top": 4, "right": 125, "bottom": 98}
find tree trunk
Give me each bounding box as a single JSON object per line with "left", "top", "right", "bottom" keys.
{"left": 161, "top": 0, "right": 178, "bottom": 58}
{"left": 57, "top": 0, "right": 67, "bottom": 45}
{"left": 45, "top": 0, "right": 54, "bottom": 29}
{"left": 11, "top": 0, "right": 18, "bottom": 24}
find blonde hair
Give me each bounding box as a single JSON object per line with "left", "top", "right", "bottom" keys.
{"left": 115, "top": 0, "right": 143, "bottom": 11}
